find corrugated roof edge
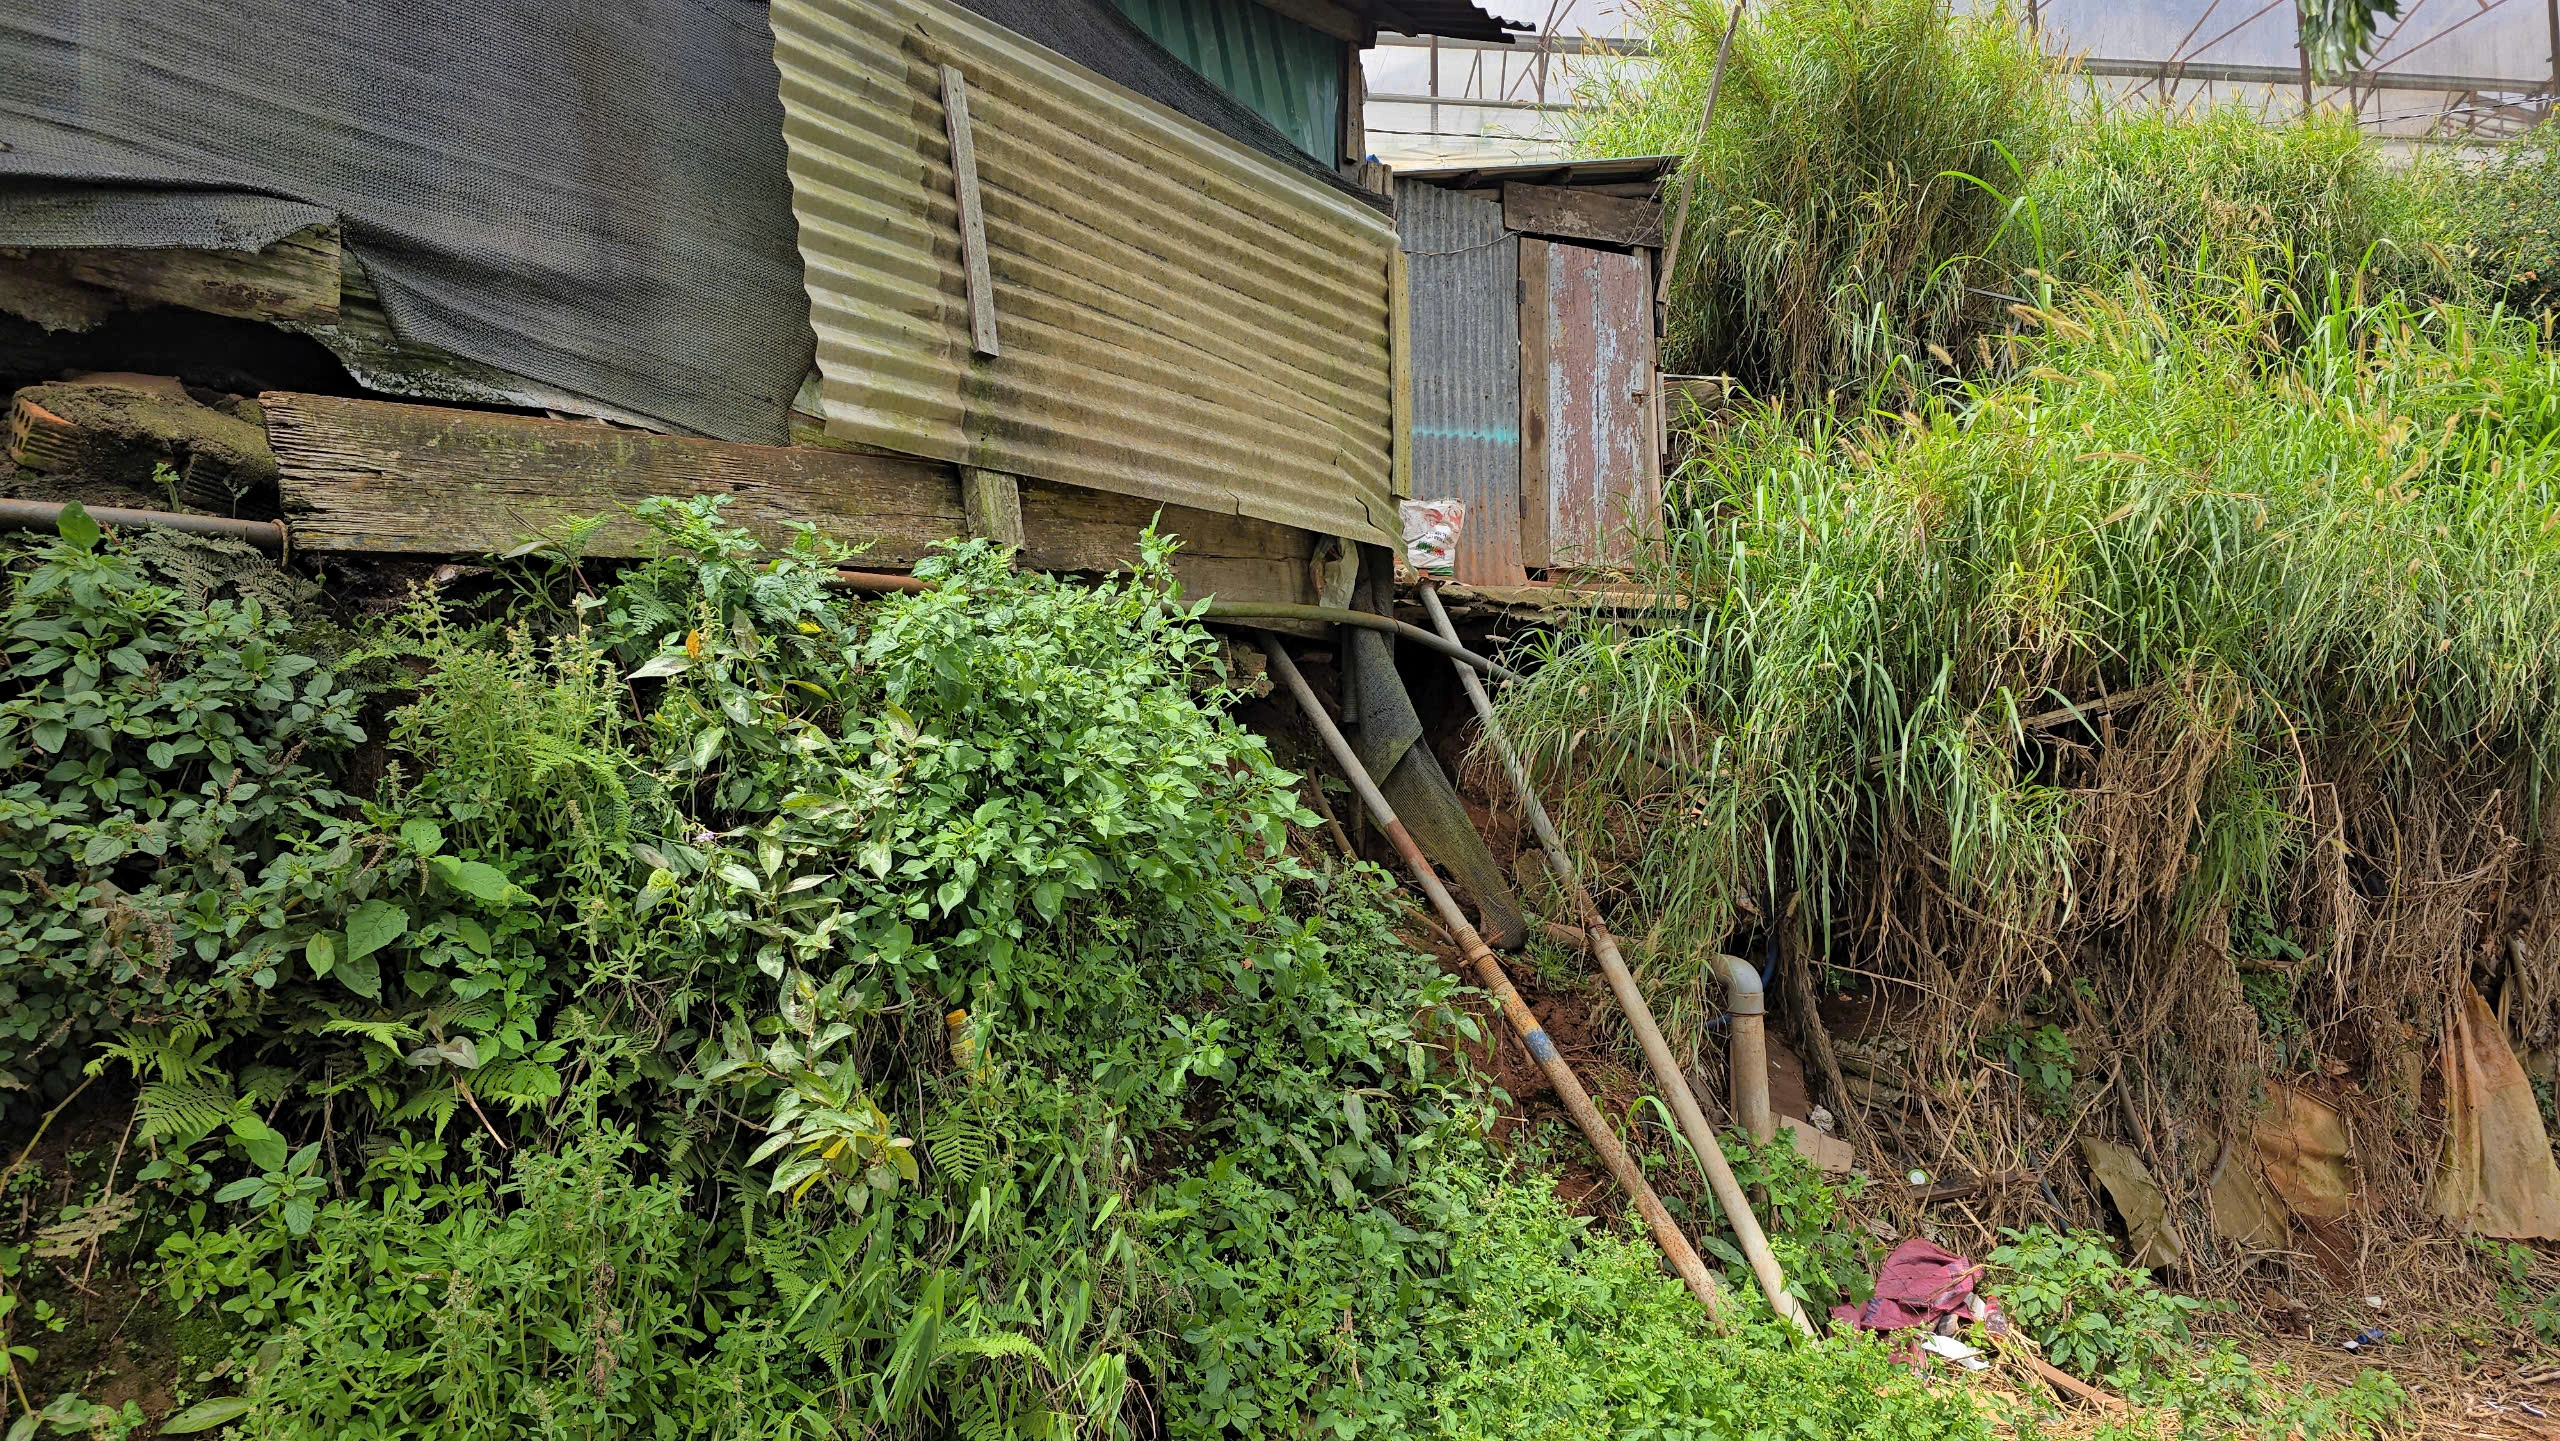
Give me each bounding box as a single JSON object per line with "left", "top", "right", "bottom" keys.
{"left": 1398, "top": 154, "right": 1680, "bottom": 192}
{"left": 1367, "top": 3, "right": 1534, "bottom": 44}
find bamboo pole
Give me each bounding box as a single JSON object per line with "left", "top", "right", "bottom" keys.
{"left": 1259, "top": 633, "right": 1734, "bottom": 1330}
{"left": 1417, "top": 585, "right": 1817, "bottom": 1336}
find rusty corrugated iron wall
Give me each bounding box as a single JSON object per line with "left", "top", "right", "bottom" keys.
{"left": 1396, "top": 183, "right": 1523, "bottom": 586}
{"left": 770, "top": 0, "right": 1399, "bottom": 549}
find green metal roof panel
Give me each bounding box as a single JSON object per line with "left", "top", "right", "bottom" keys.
{"left": 1111, "top": 0, "right": 1342, "bottom": 163}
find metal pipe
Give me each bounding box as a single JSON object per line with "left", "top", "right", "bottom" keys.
{"left": 0, "top": 497, "right": 285, "bottom": 552}
{"left": 1203, "top": 601, "right": 1518, "bottom": 682}
{"left": 1718, "top": 954, "right": 1774, "bottom": 1147}
{"left": 1258, "top": 631, "right": 1733, "bottom": 1331}
{"left": 1418, "top": 584, "right": 1815, "bottom": 1336}
{"left": 825, "top": 568, "right": 934, "bottom": 594}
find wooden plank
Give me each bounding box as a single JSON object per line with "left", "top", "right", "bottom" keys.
{"left": 1016, "top": 476, "right": 1312, "bottom": 572}
{"left": 1388, "top": 244, "right": 1414, "bottom": 500}
{"left": 264, "top": 392, "right": 964, "bottom": 559}
{"left": 1502, "top": 183, "right": 1664, "bottom": 250}
{"left": 940, "top": 65, "right": 1001, "bottom": 359}
{"left": 959, "top": 466, "right": 1024, "bottom": 551}
{"left": 262, "top": 389, "right": 1324, "bottom": 590}
{"left": 0, "top": 225, "right": 340, "bottom": 332}
{"left": 1517, "top": 238, "right": 1551, "bottom": 568}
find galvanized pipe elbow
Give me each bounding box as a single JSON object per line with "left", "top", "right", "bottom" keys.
{"left": 1717, "top": 953, "right": 1766, "bottom": 1015}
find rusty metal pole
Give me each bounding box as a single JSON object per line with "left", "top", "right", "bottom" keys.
{"left": 1259, "top": 632, "right": 1734, "bottom": 1330}
{"left": 0, "top": 497, "right": 285, "bottom": 552}
{"left": 1417, "top": 586, "right": 1816, "bottom": 1337}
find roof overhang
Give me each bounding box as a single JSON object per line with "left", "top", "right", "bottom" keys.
{"left": 1254, "top": 0, "right": 1529, "bottom": 46}
{"left": 1398, "top": 154, "right": 1679, "bottom": 197}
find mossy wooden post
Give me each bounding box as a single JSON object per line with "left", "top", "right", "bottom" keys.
{"left": 959, "top": 466, "right": 1023, "bottom": 555}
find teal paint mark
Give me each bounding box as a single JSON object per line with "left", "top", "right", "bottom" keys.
{"left": 1414, "top": 424, "right": 1520, "bottom": 444}
{"left": 1525, "top": 1029, "right": 1557, "bottom": 1062}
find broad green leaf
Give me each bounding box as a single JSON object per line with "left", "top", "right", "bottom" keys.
{"left": 399, "top": 818, "right": 445, "bottom": 856}
{"left": 345, "top": 899, "right": 409, "bottom": 961}
{"left": 230, "top": 1117, "right": 287, "bottom": 1173}
{"left": 629, "top": 651, "right": 693, "bottom": 681}
{"left": 337, "top": 951, "right": 382, "bottom": 1001}
{"left": 54, "top": 501, "right": 100, "bottom": 552}
{"left": 305, "top": 932, "right": 336, "bottom": 978}
{"left": 432, "top": 855, "right": 515, "bottom": 904}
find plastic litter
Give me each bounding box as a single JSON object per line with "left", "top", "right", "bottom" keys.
{"left": 1398, "top": 498, "right": 1465, "bottom": 578}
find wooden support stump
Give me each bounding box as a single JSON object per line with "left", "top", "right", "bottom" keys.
{"left": 959, "top": 467, "right": 1024, "bottom": 553}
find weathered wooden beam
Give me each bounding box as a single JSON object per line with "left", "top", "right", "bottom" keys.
{"left": 1502, "top": 183, "right": 1663, "bottom": 249}
{"left": 7, "top": 378, "right": 278, "bottom": 511}
{"left": 0, "top": 225, "right": 340, "bottom": 332}
{"left": 260, "top": 391, "right": 1319, "bottom": 606}
{"left": 265, "top": 392, "right": 963, "bottom": 559}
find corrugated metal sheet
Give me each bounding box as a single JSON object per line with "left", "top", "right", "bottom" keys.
{"left": 1541, "top": 242, "right": 1653, "bottom": 572}
{"left": 1111, "top": 0, "right": 1342, "bottom": 164}
{"left": 772, "top": 0, "right": 1399, "bottom": 548}
{"left": 1398, "top": 183, "right": 1522, "bottom": 586}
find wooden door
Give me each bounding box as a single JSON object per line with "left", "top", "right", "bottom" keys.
{"left": 1522, "top": 239, "right": 1655, "bottom": 574}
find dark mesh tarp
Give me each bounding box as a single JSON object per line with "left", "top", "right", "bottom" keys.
{"left": 0, "top": 0, "right": 815, "bottom": 443}
{"left": 0, "top": 0, "right": 1379, "bottom": 444}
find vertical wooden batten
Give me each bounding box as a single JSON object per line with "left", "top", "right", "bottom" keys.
{"left": 1517, "top": 236, "right": 1551, "bottom": 570}
{"left": 1389, "top": 242, "right": 1414, "bottom": 501}
{"left": 940, "top": 64, "right": 1002, "bottom": 359}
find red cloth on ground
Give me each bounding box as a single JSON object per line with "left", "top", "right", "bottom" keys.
{"left": 1831, "top": 1238, "right": 1987, "bottom": 1332}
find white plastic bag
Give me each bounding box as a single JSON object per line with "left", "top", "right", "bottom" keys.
{"left": 1399, "top": 498, "right": 1466, "bottom": 578}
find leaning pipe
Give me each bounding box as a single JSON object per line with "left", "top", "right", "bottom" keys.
{"left": 1418, "top": 584, "right": 1816, "bottom": 1337}
{"left": 0, "top": 497, "right": 286, "bottom": 552}
{"left": 1258, "top": 631, "right": 1733, "bottom": 1331}
{"left": 1202, "top": 601, "right": 1518, "bottom": 682}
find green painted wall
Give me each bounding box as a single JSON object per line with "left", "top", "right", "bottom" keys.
{"left": 1112, "top": 0, "right": 1344, "bottom": 163}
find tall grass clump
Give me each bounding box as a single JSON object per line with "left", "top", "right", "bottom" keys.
{"left": 1499, "top": 283, "right": 2560, "bottom": 1212}
{"left": 1571, "top": 0, "right": 2060, "bottom": 402}
{"left": 2024, "top": 104, "right": 2462, "bottom": 306}
{"left": 2456, "top": 121, "right": 2560, "bottom": 323}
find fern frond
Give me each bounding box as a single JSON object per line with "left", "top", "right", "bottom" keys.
{"left": 136, "top": 1078, "right": 240, "bottom": 1147}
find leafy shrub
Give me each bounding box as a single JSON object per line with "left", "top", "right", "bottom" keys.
{"left": 0, "top": 516, "right": 369, "bottom": 1101}
{"left": 1420, "top": 1176, "right": 1978, "bottom": 1439}
{"left": 2024, "top": 105, "right": 2460, "bottom": 308}
{"left": 1992, "top": 1225, "right": 2406, "bottom": 1441}
{"left": 1988, "top": 1224, "right": 2201, "bottom": 1385}
{"left": 1572, "top": 0, "right": 2060, "bottom": 400}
